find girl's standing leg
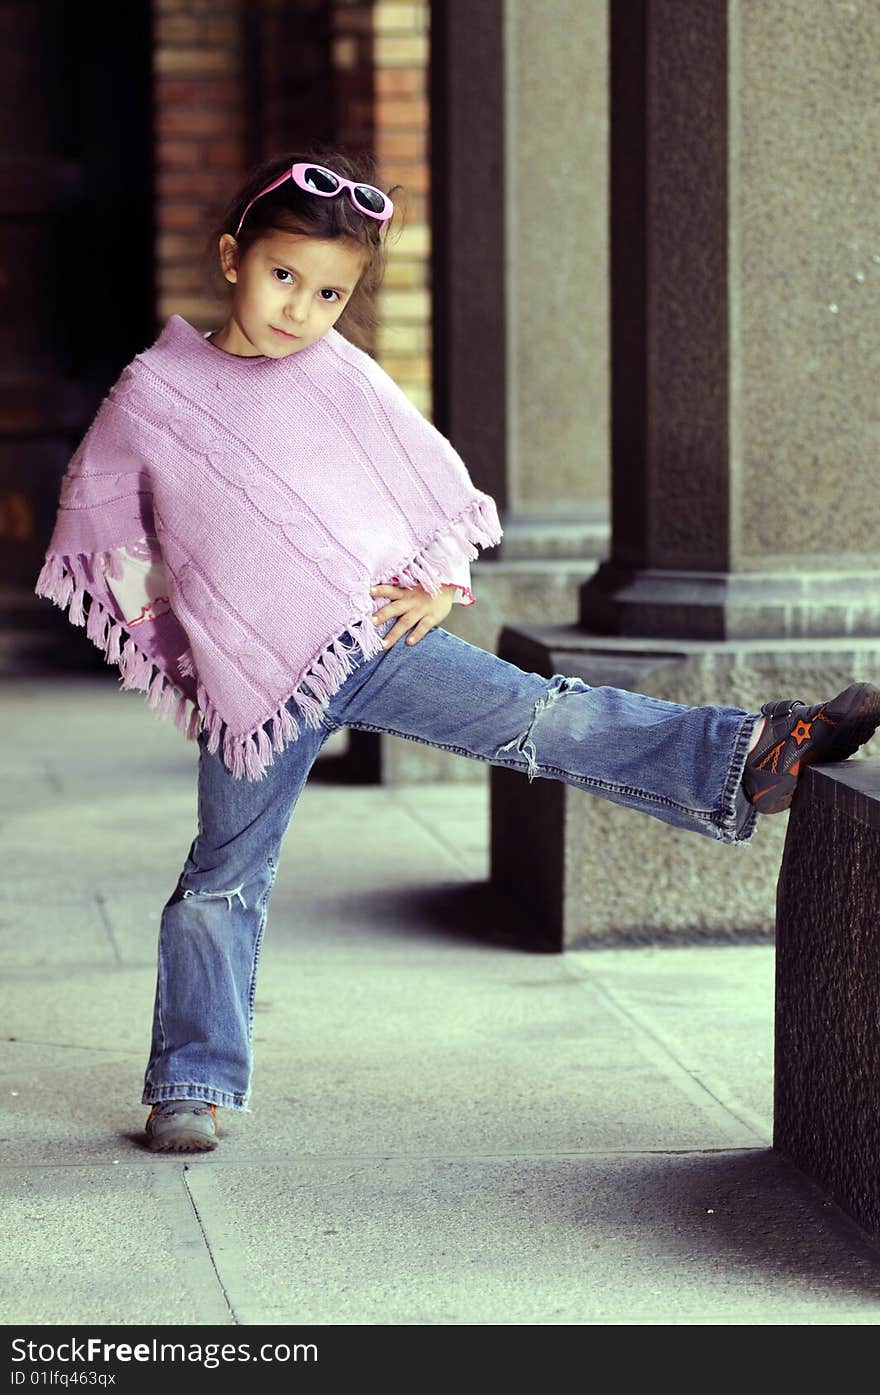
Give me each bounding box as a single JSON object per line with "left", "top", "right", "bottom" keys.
{"left": 325, "top": 619, "right": 761, "bottom": 844}
{"left": 142, "top": 707, "right": 330, "bottom": 1112}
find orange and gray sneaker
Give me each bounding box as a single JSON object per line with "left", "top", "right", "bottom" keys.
{"left": 742, "top": 681, "right": 880, "bottom": 815}
{"left": 145, "top": 1100, "right": 218, "bottom": 1153}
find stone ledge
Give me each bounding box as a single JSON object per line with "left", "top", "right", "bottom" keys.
{"left": 580, "top": 563, "right": 880, "bottom": 640}
{"left": 775, "top": 761, "right": 880, "bottom": 1237}
{"left": 789, "top": 761, "right": 880, "bottom": 831}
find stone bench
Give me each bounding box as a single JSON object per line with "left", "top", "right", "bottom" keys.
{"left": 774, "top": 761, "right": 880, "bottom": 1237}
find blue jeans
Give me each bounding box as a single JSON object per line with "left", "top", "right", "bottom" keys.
{"left": 142, "top": 618, "right": 761, "bottom": 1110}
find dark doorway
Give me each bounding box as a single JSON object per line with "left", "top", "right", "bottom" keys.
{"left": 0, "top": 0, "right": 154, "bottom": 669}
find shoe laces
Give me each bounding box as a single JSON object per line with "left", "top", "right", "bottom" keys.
{"left": 147, "top": 1101, "right": 217, "bottom": 1122}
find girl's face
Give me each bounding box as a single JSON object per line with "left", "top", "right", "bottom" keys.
{"left": 211, "top": 229, "right": 367, "bottom": 358}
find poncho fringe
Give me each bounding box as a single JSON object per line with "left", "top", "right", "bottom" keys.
{"left": 35, "top": 490, "right": 502, "bottom": 781}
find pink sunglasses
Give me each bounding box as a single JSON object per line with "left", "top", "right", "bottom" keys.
{"left": 234, "top": 162, "right": 394, "bottom": 238}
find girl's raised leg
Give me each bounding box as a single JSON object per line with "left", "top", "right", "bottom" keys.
{"left": 324, "top": 619, "right": 760, "bottom": 844}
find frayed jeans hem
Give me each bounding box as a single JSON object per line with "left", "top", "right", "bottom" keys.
{"left": 142, "top": 1083, "right": 250, "bottom": 1112}
{"left": 713, "top": 712, "right": 762, "bottom": 845}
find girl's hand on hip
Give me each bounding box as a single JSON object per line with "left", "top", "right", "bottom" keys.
{"left": 369, "top": 583, "right": 455, "bottom": 649}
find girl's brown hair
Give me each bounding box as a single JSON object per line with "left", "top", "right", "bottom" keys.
{"left": 203, "top": 147, "right": 400, "bottom": 351}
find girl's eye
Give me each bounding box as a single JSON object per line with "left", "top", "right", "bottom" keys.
{"left": 319, "top": 288, "right": 340, "bottom": 303}
{"left": 273, "top": 268, "right": 293, "bottom": 284}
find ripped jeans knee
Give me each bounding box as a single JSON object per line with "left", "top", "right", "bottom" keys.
{"left": 494, "top": 673, "right": 591, "bottom": 783}
{"left": 181, "top": 882, "right": 248, "bottom": 911}
{"left": 174, "top": 851, "right": 279, "bottom": 915}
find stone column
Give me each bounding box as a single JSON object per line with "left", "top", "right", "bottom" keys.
{"left": 431, "top": 0, "right": 609, "bottom": 552}
{"left": 492, "top": 0, "right": 880, "bottom": 945}
{"left": 375, "top": 0, "right": 611, "bottom": 783}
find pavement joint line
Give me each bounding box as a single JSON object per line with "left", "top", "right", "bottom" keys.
{"left": 0, "top": 1146, "right": 766, "bottom": 1170}
{"left": 2, "top": 1036, "right": 143, "bottom": 1056}
{"left": 184, "top": 1145, "right": 768, "bottom": 1166}
{"left": 182, "top": 1167, "right": 258, "bottom": 1322}
{"left": 181, "top": 1164, "right": 241, "bottom": 1324}
{"left": 94, "top": 890, "right": 123, "bottom": 964}
{"left": 674, "top": 1069, "right": 771, "bottom": 1143}
{"left": 564, "top": 967, "right": 771, "bottom": 1145}
{"left": 118, "top": 1163, "right": 235, "bottom": 1323}
{"left": 41, "top": 758, "right": 64, "bottom": 795}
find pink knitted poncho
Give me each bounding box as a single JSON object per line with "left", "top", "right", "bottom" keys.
{"left": 35, "top": 313, "right": 503, "bottom": 780}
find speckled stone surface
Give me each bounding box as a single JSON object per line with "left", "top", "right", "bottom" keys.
{"left": 775, "top": 763, "right": 880, "bottom": 1236}
{"left": 735, "top": 0, "right": 880, "bottom": 566}
{"left": 181, "top": 1149, "right": 880, "bottom": 1326}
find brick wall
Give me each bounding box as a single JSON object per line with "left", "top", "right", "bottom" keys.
{"left": 154, "top": 0, "right": 247, "bottom": 326}
{"left": 373, "top": 0, "right": 431, "bottom": 416}
{"left": 153, "top": 0, "right": 432, "bottom": 415}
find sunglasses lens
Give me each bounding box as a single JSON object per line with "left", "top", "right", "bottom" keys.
{"left": 303, "top": 166, "right": 339, "bottom": 194}
{"left": 353, "top": 184, "right": 386, "bottom": 215}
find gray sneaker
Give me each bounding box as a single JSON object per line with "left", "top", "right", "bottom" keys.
{"left": 145, "top": 1100, "right": 218, "bottom": 1153}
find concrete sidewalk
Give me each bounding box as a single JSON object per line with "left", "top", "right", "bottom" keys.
{"left": 3, "top": 674, "right": 880, "bottom": 1326}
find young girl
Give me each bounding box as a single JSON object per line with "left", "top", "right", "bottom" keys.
{"left": 35, "top": 149, "right": 880, "bottom": 1154}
